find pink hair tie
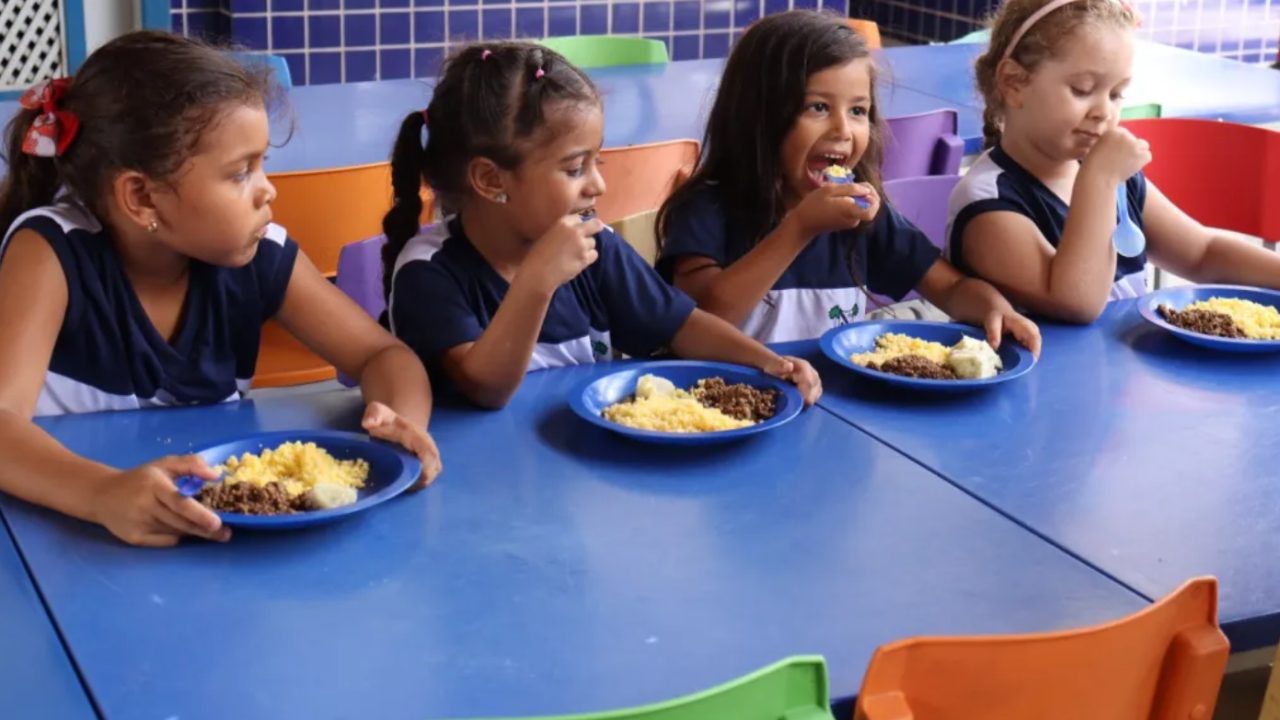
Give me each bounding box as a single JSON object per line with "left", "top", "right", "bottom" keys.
{"left": 1000, "top": 0, "right": 1080, "bottom": 64}
{"left": 534, "top": 67, "right": 545, "bottom": 79}
{"left": 481, "top": 49, "right": 492, "bottom": 60}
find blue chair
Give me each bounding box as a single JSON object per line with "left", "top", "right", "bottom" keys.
{"left": 229, "top": 52, "right": 293, "bottom": 89}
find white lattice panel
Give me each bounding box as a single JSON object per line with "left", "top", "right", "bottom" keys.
{"left": 1, "top": 0, "right": 65, "bottom": 92}
{"left": 1136, "top": 0, "right": 1280, "bottom": 65}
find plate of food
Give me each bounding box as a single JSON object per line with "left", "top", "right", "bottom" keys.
{"left": 569, "top": 361, "right": 804, "bottom": 444}
{"left": 1139, "top": 285, "right": 1280, "bottom": 353}
{"left": 819, "top": 321, "right": 1036, "bottom": 392}
{"left": 182, "top": 430, "right": 422, "bottom": 529}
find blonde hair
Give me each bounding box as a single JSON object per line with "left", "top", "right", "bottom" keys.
{"left": 975, "top": 0, "right": 1138, "bottom": 149}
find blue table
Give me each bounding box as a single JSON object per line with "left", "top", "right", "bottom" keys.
{"left": 0, "top": 363, "right": 1143, "bottom": 719}
{"left": 804, "top": 300, "right": 1280, "bottom": 650}
{"left": 0, "top": 519, "right": 96, "bottom": 719}
{"left": 884, "top": 40, "right": 1280, "bottom": 149}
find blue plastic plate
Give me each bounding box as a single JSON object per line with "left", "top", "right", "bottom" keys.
{"left": 819, "top": 321, "right": 1036, "bottom": 392}
{"left": 1139, "top": 285, "right": 1280, "bottom": 353}
{"left": 570, "top": 361, "right": 804, "bottom": 445}
{"left": 190, "top": 430, "right": 422, "bottom": 530}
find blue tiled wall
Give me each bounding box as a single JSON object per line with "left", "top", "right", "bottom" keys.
{"left": 171, "top": 0, "right": 851, "bottom": 86}
{"left": 862, "top": 0, "right": 1279, "bottom": 66}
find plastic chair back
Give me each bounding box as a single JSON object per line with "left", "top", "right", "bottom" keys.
{"left": 883, "top": 110, "right": 964, "bottom": 181}
{"left": 335, "top": 234, "right": 391, "bottom": 388}
{"left": 230, "top": 52, "right": 293, "bottom": 89}
{"left": 846, "top": 19, "right": 882, "bottom": 49}
{"left": 255, "top": 164, "right": 431, "bottom": 387}
{"left": 609, "top": 209, "right": 659, "bottom": 266}
{"left": 479, "top": 656, "right": 834, "bottom": 720}
{"left": 866, "top": 175, "right": 960, "bottom": 307}
{"left": 853, "top": 577, "right": 1229, "bottom": 720}
{"left": 268, "top": 162, "right": 433, "bottom": 277}
{"left": 539, "top": 36, "right": 669, "bottom": 69}
{"left": 1122, "top": 118, "right": 1279, "bottom": 241}
{"left": 1120, "top": 103, "right": 1162, "bottom": 120}
{"left": 596, "top": 140, "right": 699, "bottom": 224}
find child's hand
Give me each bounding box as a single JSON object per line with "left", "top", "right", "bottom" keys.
{"left": 522, "top": 214, "right": 606, "bottom": 293}
{"left": 983, "top": 308, "right": 1042, "bottom": 358}
{"left": 763, "top": 355, "right": 823, "bottom": 405}
{"left": 788, "top": 183, "right": 878, "bottom": 239}
{"left": 362, "top": 401, "right": 443, "bottom": 489}
{"left": 92, "top": 455, "right": 229, "bottom": 547}
{"left": 1083, "top": 128, "right": 1151, "bottom": 185}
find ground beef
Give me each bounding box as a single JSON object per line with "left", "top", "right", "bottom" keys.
{"left": 198, "top": 481, "right": 309, "bottom": 515}
{"left": 693, "top": 377, "right": 779, "bottom": 422}
{"left": 871, "top": 354, "right": 957, "bottom": 380}
{"left": 1157, "top": 305, "right": 1246, "bottom": 339}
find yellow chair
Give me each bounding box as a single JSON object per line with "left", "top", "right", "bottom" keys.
{"left": 253, "top": 163, "right": 433, "bottom": 388}
{"left": 609, "top": 209, "right": 659, "bottom": 266}
{"left": 846, "top": 19, "right": 882, "bottom": 49}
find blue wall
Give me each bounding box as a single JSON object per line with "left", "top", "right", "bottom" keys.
{"left": 170, "top": 0, "right": 851, "bottom": 85}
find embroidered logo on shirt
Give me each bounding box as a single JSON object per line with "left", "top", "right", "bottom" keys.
{"left": 827, "top": 304, "right": 860, "bottom": 325}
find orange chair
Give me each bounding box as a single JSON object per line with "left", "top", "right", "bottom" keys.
{"left": 846, "top": 19, "right": 882, "bottom": 49}
{"left": 853, "top": 577, "right": 1229, "bottom": 720}
{"left": 596, "top": 139, "right": 699, "bottom": 225}
{"left": 1121, "top": 119, "right": 1280, "bottom": 242}
{"left": 253, "top": 162, "right": 433, "bottom": 388}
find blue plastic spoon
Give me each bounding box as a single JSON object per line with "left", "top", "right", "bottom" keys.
{"left": 1113, "top": 181, "right": 1146, "bottom": 257}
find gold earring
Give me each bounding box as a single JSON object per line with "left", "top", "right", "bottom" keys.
{"left": 147, "top": 219, "right": 158, "bottom": 233}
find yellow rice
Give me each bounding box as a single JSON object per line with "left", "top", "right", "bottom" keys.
{"left": 219, "top": 441, "right": 369, "bottom": 498}
{"left": 602, "top": 392, "right": 752, "bottom": 433}
{"left": 1185, "top": 297, "right": 1280, "bottom": 340}
{"left": 851, "top": 333, "right": 951, "bottom": 367}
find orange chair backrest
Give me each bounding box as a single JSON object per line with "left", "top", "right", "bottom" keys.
{"left": 268, "top": 162, "right": 434, "bottom": 276}
{"left": 853, "top": 577, "right": 1229, "bottom": 720}
{"left": 1121, "top": 119, "right": 1279, "bottom": 242}
{"left": 846, "top": 19, "right": 882, "bottom": 49}
{"left": 596, "top": 140, "right": 699, "bottom": 224}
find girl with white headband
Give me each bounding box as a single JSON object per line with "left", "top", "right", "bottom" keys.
{"left": 945, "top": 0, "right": 1280, "bottom": 323}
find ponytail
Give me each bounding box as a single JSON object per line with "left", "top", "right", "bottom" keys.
{"left": 0, "top": 107, "right": 64, "bottom": 235}
{"left": 381, "top": 111, "right": 428, "bottom": 300}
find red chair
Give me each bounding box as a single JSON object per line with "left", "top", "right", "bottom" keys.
{"left": 853, "top": 577, "right": 1228, "bottom": 720}
{"left": 1121, "top": 119, "right": 1279, "bottom": 242}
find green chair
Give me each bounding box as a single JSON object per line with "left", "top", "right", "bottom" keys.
{"left": 539, "top": 36, "right": 669, "bottom": 69}
{"left": 1120, "top": 102, "right": 1162, "bottom": 120}
{"left": 476, "top": 656, "right": 834, "bottom": 720}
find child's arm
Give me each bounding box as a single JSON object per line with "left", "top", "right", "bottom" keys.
{"left": 672, "top": 183, "right": 875, "bottom": 326}
{"left": 916, "top": 258, "right": 1043, "bottom": 357}
{"left": 1142, "top": 182, "right": 1280, "bottom": 286}
{"left": 0, "top": 230, "right": 227, "bottom": 546}
{"left": 438, "top": 215, "right": 605, "bottom": 409}
{"left": 669, "top": 309, "right": 822, "bottom": 405}
{"left": 961, "top": 128, "right": 1151, "bottom": 323}
{"left": 273, "top": 251, "right": 442, "bottom": 484}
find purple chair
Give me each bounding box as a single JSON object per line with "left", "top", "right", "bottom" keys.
{"left": 335, "top": 234, "right": 389, "bottom": 387}
{"left": 882, "top": 109, "right": 964, "bottom": 181}
{"left": 867, "top": 174, "right": 962, "bottom": 309}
